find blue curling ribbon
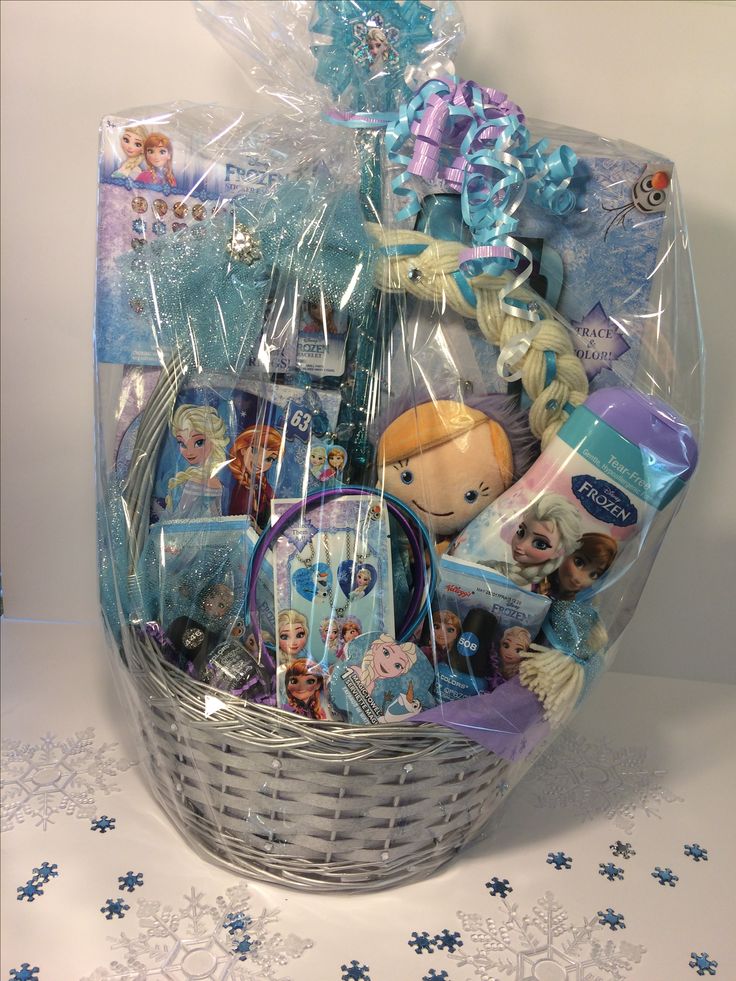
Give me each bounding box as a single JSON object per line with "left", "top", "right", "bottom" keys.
{"left": 328, "top": 75, "right": 577, "bottom": 318}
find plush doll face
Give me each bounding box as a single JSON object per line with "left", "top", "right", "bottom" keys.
{"left": 382, "top": 423, "right": 509, "bottom": 537}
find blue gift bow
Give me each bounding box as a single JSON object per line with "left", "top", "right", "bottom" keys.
{"left": 310, "top": 0, "right": 435, "bottom": 104}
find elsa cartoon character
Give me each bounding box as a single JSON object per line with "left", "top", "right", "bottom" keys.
{"left": 319, "top": 617, "right": 340, "bottom": 655}
{"left": 349, "top": 565, "right": 375, "bottom": 601}
{"left": 505, "top": 495, "right": 582, "bottom": 586}
{"left": 161, "top": 404, "right": 228, "bottom": 519}
{"left": 111, "top": 124, "right": 148, "bottom": 179}
{"left": 348, "top": 634, "right": 417, "bottom": 697}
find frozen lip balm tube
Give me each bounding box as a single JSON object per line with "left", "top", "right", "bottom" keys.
{"left": 447, "top": 387, "right": 698, "bottom": 589}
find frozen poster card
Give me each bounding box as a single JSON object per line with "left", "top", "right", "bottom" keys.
{"left": 272, "top": 495, "right": 396, "bottom": 719}
{"left": 149, "top": 376, "right": 340, "bottom": 532}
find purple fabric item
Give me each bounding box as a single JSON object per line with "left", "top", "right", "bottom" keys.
{"left": 412, "top": 676, "right": 550, "bottom": 760}
{"left": 585, "top": 388, "right": 698, "bottom": 478}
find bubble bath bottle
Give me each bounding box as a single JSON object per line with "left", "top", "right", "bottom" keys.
{"left": 448, "top": 387, "right": 698, "bottom": 580}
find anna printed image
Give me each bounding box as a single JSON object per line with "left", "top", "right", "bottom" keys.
{"left": 283, "top": 658, "right": 328, "bottom": 720}
{"left": 137, "top": 132, "right": 176, "bottom": 187}
{"left": 228, "top": 424, "right": 283, "bottom": 531}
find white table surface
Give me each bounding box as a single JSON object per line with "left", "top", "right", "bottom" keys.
{"left": 2, "top": 617, "right": 734, "bottom": 981}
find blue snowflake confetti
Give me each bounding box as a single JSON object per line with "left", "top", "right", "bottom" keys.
{"left": 341, "top": 961, "right": 371, "bottom": 981}
{"left": 690, "top": 951, "right": 718, "bottom": 976}
{"left": 652, "top": 866, "right": 679, "bottom": 887}
{"left": 408, "top": 931, "right": 436, "bottom": 954}
{"left": 118, "top": 871, "right": 144, "bottom": 892}
{"left": 610, "top": 840, "right": 636, "bottom": 859}
{"left": 423, "top": 972, "right": 449, "bottom": 981}
{"left": 434, "top": 930, "right": 463, "bottom": 953}
{"left": 599, "top": 862, "right": 624, "bottom": 881}
{"left": 486, "top": 876, "right": 513, "bottom": 898}
{"left": 31, "top": 862, "right": 58, "bottom": 883}
{"left": 597, "top": 908, "right": 626, "bottom": 931}
{"left": 100, "top": 898, "right": 130, "bottom": 920}
{"left": 91, "top": 815, "right": 116, "bottom": 833}
{"left": 685, "top": 843, "right": 709, "bottom": 862}
{"left": 8, "top": 966, "right": 39, "bottom": 981}
{"left": 223, "top": 910, "right": 251, "bottom": 935}
{"left": 232, "top": 935, "right": 254, "bottom": 960}
{"left": 17, "top": 881, "right": 43, "bottom": 902}
{"left": 547, "top": 851, "right": 572, "bottom": 870}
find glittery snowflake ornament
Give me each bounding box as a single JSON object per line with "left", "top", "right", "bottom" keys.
{"left": 1, "top": 728, "right": 134, "bottom": 832}
{"left": 81, "top": 883, "right": 313, "bottom": 981}
{"left": 310, "top": 0, "right": 435, "bottom": 101}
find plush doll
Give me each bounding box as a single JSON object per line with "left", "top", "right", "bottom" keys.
{"left": 377, "top": 396, "right": 537, "bottom": 548}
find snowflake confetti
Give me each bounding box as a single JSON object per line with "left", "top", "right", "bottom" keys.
{"left": 521, "top": 731, "right": 682, "bottom": 833}
{"left": 453, "top": 892, "right": 645, "bottom": 980}
{"left": 486, "top": 877, "right": 513, "bottom": 898}
{"left": 434, "top": 930, "right": 463, "bottom": 953}
{"left": 17, "top": 881, "right": 44, "bottom": 903}
{"left": 101, "top": 899, "right": 130, "bottom": 920}
{"left": 597, "top": 908, "right": 626, "bottom": 931}
{"left": 690, "top": 951, "right": 718, "bottom": 976}
{"left": 685, "top": 843, "right": 709, "bottom": 862}
{"left": 409, "top": 931, "right": 436, "bottom": 954}
{"left": 547, "top": 851, "right": 572, "bottom": 870}
{"left": 341, "top": 961, "right": 370, "bottom": 981}
{"left": 651, "top": 866, "right": 678, "bottom": 887}
{"left": 610, "top": 840, "right": 636, "bottom": 859}
{"left": 91, "top": 815, "right": 116, "bottom": 833}
{"left": 81, "top": 883, "right": 313, "bottom": 980}
{"left": 31, "top": 862, "right": 58, "bottom": 883}
{"left": 423, "top": 972, "right": 448, "bottom": 981}
{"left": 118, "top": 871, "right": 144, "bottom": 892}
{"left": 1, "top": 728, "right": 134, "bottom": 832}
{"left": 599, "top": 862, "right": 624, "bottom": 881}
{"left": 8, "top": 966, "right": 39, "bottom": 981}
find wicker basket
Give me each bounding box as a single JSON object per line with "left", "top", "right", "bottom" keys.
{"left": 121, "top": 625, "right": 510, "bottom": 892}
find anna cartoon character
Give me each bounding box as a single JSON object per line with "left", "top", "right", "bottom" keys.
{"left": 337, "top": 615, "right": 362, "bottom": 660}
{"left": 424, "top": 609, "right": 462, "bottom": 664}
{"left": 228, "top": 424, "right": 283, "bottom": 531}
{"left": 137, "top": 132, "right": 176, "bottom": 187}
{"left": 161, "top": 404, "right": 228, "bottom": 519}
{"left": 377, "top": 396, "right": 538, "bottom": 550}
{"left": 111, "top": 124, "right": 148, "bottom": 179}
{"left": 541, "top": 532, "right": 618, "bottom": 599}
{"left": 284, "top": 658, "right": 327, "bottom": 720}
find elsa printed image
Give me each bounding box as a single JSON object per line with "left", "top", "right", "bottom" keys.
{"left": 159, "top": 404, "right": 228, "bottom": 519}
{"left": 346, "top": 634, "right": 416, "bottom": 697}
{"left": 111, "top": 124, "right": 148, "bottom": 179}
{"left": 349, "top": 564, "right": 375, "bottom": 601}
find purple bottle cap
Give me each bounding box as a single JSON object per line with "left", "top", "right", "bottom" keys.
{"left": 584, "top": 387, "right": 698, "bottom": 479}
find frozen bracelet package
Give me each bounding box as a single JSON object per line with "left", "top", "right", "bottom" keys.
{"left": 94, "top": 0, "right": 703, "bottom": 892}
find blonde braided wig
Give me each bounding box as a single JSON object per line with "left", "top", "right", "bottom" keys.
{"left": 367, "top": 226, "right": 588, "bottom": 448}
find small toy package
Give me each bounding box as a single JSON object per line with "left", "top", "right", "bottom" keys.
{"left": 95, "top": 0, "right": 703, "bottom": 890}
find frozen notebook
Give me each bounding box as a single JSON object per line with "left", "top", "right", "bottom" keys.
{"left": 146, "top": 375, "right": 341, "bottom": 532}
{"left": 272, "top": 495, "right": 395, "bottom": 720}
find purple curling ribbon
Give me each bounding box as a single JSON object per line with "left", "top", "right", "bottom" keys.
{"left": 328, "top": 76, "right": 576, "bottom": 320}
